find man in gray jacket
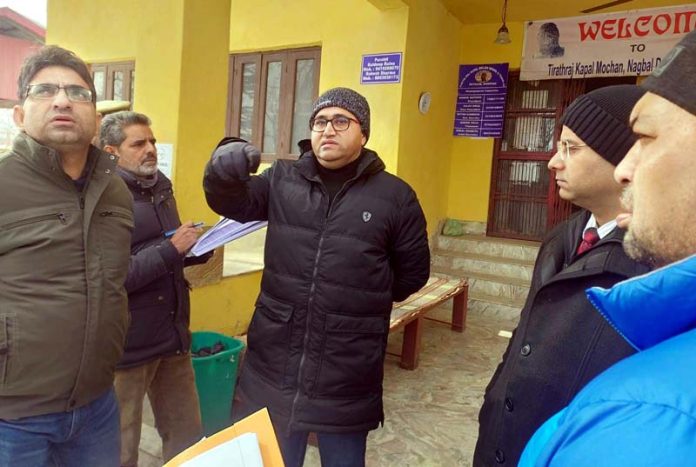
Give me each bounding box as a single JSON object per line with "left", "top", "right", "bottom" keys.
{"left": 0, "top": 46, "right": 132, "bottom": 466}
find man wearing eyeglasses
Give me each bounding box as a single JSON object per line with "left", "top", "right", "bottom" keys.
{"left": 518, "top": 29, "right": 696, "bottom": 466}
{"left": 473, "top": 85, "right": 649, "bottom": 467}
{"left": 0, "top": 46, "right": 132, "bottom": 466}
{"left": 203, "top": 87, "right": 430, "bottom": 466}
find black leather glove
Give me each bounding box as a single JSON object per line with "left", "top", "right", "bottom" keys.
{"left": 209, "top": 140, "right": 261, "bottom": 182}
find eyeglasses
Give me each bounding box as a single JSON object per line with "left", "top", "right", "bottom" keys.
{"left": 25, "top": 83, "right": 94, "bottom": 103}
{"left": 558, "top": 140, "right": 587, "bottom": 161}
{"left": 310, "top": 116, "right": 360, "bottom": 132}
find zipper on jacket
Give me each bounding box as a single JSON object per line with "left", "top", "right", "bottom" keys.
{"left": 79, "top": 196, "right": 85, "bottom": 210}
{"left": 1, "top": 212, "right": 68, "bottom": 230}
{"left": 287, "top": 174, "right": 360, "bottom": 428}
{"left": 99, "top": 210, "right": 131, "bottom": 221}
{"left": 288, "top": 183, "right": 336, "bottom": 429}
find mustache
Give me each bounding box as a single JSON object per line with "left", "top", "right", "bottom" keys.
{"left": 620, "top": 186, "right": 633, "bottom": 211}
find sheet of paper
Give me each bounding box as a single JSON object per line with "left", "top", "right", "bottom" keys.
{"left": 164, "top": 408, "right": 283, "bottom": 467}
{"left": 156, "top": 143, "right": 174, "bottom": 180}
{"left": 180, "top": 432, "right": 263, "bottom": 467}
{"left": 190, "top": 218, "right": 268, "bottom": 256}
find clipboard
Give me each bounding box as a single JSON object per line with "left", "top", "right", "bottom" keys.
{"left": 164, "top": 408, "right": 284, "bottom": 467}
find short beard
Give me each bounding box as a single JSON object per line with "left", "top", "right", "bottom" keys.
{"left": 623, "top": 228, "right": 664, "bottom": 268}
{"left": 133, "top": 164, "right": 158, "bottom": 177}
{"left": 623, "top": 224, "right": 692, "bottom": 269}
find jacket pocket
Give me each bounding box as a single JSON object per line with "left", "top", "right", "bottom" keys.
{"left": 1, "top": 212, "right": 68, "bottom": 231}
{"left": 246, "top": 292, "right": 294, "bottom": 388}
{"left": 0, "top": 211, "right": 69, "bottom": 252}
{"left": 95, "top": 207, "right": 134, "bottom": 272}
{"left": 0, "top": 313, "right": 16, "bottom": 387}
{"left": 313, "top": 313, "right": 388, "bottom": 398}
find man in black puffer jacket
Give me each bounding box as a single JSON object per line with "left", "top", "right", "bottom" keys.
{"left": 100, "top": 111, "right": 210, "bottom": 466}
{"left": 204, "top": 87, "right": 430, "bottom": 467}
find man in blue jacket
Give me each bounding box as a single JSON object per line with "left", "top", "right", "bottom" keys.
{"left": 520, "top": 29, "right": 696, "bottom": 466}
{"left": 203, "top": 87, "right": 430, "bottom": 467}
{"left": 100, "top": 111, "right": 209, "bottom": 466}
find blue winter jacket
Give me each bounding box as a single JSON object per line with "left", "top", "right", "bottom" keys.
{"left": 519, "top": 253, "right": 696, "bottom": 466}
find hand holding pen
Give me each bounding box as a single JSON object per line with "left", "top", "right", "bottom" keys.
{"left": 167, "top": 221, "right": 204, "bottom": 255}
{"left": 164, "top": 222, "right": 204, "bottom": 238}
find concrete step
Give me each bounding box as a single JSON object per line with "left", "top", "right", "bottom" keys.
{"left": 432, "top": 249, "right": 535, "bottom": 282}
{"left": 469, "top": 290, "right": 526, "bottom": 309}
{"left": 436, "top": 234, "right": 540, "bottom": 262}
{"left": 428, "top": 271, "right": 525, "bottom": 321}
{"left": 441, "top": 219, "right": 487, "bottom": 236}
{"left": 468, "top": 296, "right": 523, "bottom": 321}
{"left": 431, "top": 266, "right": 530, "bottom": 303}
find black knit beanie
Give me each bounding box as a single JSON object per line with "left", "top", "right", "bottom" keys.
{"left": 310, "top": 87, "right": 370, "bottom": 141}
{"left": 642, "top": 29, "right": 696, "bottom": 117}
{"left": 560, "top": 84, "right": 646, "bottom": 166}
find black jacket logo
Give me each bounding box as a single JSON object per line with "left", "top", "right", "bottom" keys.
{"left": 362, "top": 211, "right": 372, "bottom": 222}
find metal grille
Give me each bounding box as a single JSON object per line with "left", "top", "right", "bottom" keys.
{"left": 489, "top": 159, "right": 550, "bottom": 239}
{"left": 501, "top": 115, "right": 556, "bottom": 153}
{"left": 507, "top": 79, "right": 559, "bottom": 110}
{"left": 488, "top": 74, "right": 568, "bottom": 241}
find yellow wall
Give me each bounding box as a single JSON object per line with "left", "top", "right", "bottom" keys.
{"left": 176, "top": 0, "right": 230, "bottom": 224}
{"left": 47, "top": 0, "right": 143, "bottom": 59}
{"left": 229, "top": 0, "right": 408, "bottom": 171}
{"left": 47, "top": 0, "right": 185, "bottom": 150}
{"left": 397, "top": 0, "right": 462, "bottom": 232}
{"left": 447, "top": 21, "right": 525, "bottom": 222}
{"left": 190, "top": 271, "right": 261, "bottom": 336}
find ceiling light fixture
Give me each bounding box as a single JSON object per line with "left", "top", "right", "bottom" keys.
{"left": 495, "top": 0, "right": 511, "bottom": 45}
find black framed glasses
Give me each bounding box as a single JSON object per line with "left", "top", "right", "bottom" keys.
{"left": 558, "top": 140, "right": 587, "bottom": 161}
{"left": 310, "top": 115, "right": 360, "bottom": 132}
{"left": 25, "top": 83, "right": 94, "bottom": 103}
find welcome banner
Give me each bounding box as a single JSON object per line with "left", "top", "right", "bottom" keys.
{"left": 521, "top": 4, "right": 695, "bottom": 80}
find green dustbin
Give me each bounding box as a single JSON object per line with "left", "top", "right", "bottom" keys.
{"left": 191, "top": 331, "right": 245, "bottom": 436}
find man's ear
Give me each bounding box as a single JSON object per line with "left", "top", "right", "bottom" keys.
{"left": 361, "top": 134, "right": 367, "bottom": 147}
{"left": 103, "top": 145, "right": 118, "bottom": 155}
{"left": 12, "top": 105, "right": 24, "bottom": 130}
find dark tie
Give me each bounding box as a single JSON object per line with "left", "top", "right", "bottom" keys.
{"left": 577, "top": 227, "right": 600, "bottom": 255}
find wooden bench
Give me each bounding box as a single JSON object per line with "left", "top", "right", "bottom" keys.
{"left": 388, "top": 275, "right": 469, "bottom": 370}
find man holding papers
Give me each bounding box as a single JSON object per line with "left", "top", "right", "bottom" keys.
{"left": 204, "top": 87, "right": 430, "bottom": 467}
{"left": 100, "top": 111, "right": 210, "bottom": 466}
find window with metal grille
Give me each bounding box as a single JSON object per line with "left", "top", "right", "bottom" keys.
{"left": 487, "top": 74, "right": 571, "bottom": 241}
{"left": 227, "top": 48, "right": 320, "bottom": 162}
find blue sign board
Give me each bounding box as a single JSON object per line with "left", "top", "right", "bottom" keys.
{"left": 361, "top": 52, "right": 402, "bottom": 84}
{"left": 453, "top": 63, "right": 509, "bottom": 137}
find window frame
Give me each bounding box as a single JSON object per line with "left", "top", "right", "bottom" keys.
{"left": 90, "top": 61, "right": 135, "bottom": 104}
{"left": 227, "top": 47, "right": 321, "bottom": 162}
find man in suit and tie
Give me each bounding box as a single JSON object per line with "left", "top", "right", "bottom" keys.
{"left": 473, "top": 85, "right": 650, "bottom": 467}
